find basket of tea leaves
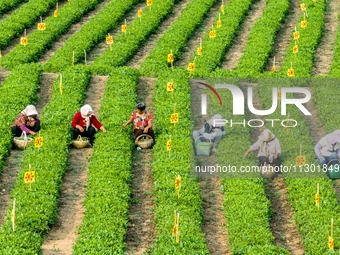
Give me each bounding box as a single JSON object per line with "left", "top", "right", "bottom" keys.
{"left": 72, "top": 135, "right": 90, "bottom": 149}
{"left": 135, "top": 134, "right": 153, "bottom": 149}
{"left": 13, "top": 131, "right": 33, "bottom": 150}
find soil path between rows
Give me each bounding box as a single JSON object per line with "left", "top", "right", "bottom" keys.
{"left": 126, "top": 0, "right": 191, "bottom": 69}
{"left": 125, "top": 77, "right": 156, "bottom": 255}
{"left": 221, "top": 0, "right": 266, "bottom": 70}
{"left": 242, "top": 82, "right": 305, "bottom": 255}
{"left": 0, "top": 73, "right": 57, "bottom": 228}
{"left": 41, "top": 75, "right": 108, "bottom": 255}
{"left": 190, "top": 79, "right": 230, "bottom": 255}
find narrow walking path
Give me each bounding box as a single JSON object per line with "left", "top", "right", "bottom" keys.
{"left": 125, "top": 77, "right": 156, "bottom": 255}
{"left": 0, "top": 72, "right": 57, "bottom": 228}
{"left": 41, "top": 75, "right": 108, "bottom": 254}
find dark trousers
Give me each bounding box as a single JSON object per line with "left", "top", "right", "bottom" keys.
{"left": 72, "top": 127, "right": 96, "bottom": 145}
{"left": 258, "top": 156, "right": 282, "bottom": 168}
{"left": 11, "top": 124, "right": 40, "bottom": 137}
{"left": 133, "top": 127, "right": 154, "bottom": 140}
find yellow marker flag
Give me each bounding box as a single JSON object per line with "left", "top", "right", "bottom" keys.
{"left": 170, "top": 113, "right": 179, "bottom": 123}
{"left": 328, "top": 236, "right": 334, "bottom": 250}
{"left": 167, "top": 140, "right": 172, "bottom": 151}
{"left": 167, "top": 53, "right": 174, "bottom": 63}
{"left": 106, "top": 35, "right": 113, "bottom": 44}
{"left": 122, "top": 24, "right": 127, "bottom": 33}
{"left": 34, "top": 136, "right": 43, "bottom": 148}
{"left": 167, "top": 82, "right": 174, "bottom": 91}
{"left": 301, "top": 20, "right": 307, "bottom": 29}
{"left": 138, "top": 9, "right": 142, "bottom": 17}
{"left": 315, "top": 193, "right": 320, "bottom": 206}
{"left": 295, "top": 156, "right": 305, "bottom": 166}
{"left": 38, "top": 23, "right": 46, "bottom": 30}
{"left": 54, "top": 9, "right": 58, "bottom": 17}
{"left": 24, "top": 171, "right": 35, "bottom": 183}
{"left": 20, "top": 37, "right": 28, "bottom": 46}
{"left": 147, "top": 0, "right": 152, "bottom": 6}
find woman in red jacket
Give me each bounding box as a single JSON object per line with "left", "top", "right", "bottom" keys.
{"left": 71, "top": 104, "right": 106, "bottom": 145}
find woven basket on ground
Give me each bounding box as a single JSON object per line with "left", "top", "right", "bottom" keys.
{"left": 135, "top": 134, "right": 154, "bottom": 149}
{"left": 194, "top": 136, "right": 212, "bottom": 156}
{"left": 13, "top": 131, "right": 33, "bottom": 150}
{"left": 72, "top": 135, "right": 90, "bottom": 149}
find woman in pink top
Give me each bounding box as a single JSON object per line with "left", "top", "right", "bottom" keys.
{"left": 71, "top": 104, "right": 106, "bottom": 145}
{"left": 122, "top": 102, "right": 154, "bottom": 140}
{"left": 11, "top": 105, "right": 41, "bottom": 137}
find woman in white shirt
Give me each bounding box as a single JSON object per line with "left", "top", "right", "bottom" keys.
{"left": 314, "top": 130, "right": 340, "bottom": 166}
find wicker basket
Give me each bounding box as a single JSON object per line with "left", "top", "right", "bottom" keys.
{"left": 13, "top": 131, "right": 33, "bottom": 150}
{"left": 135, "top": 134, "right": 154, "bottom": 149}
{"left": 194, "top": 136, "right": 212, "bottom": 156}
{"left": 72, "top": 135, "right": 90, "bottom": 149}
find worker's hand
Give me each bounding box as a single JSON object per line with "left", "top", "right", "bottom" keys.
{"left": 244, "top": 151, "right": 249, "bottom": 157}
{"left": 30, "top": 131, "right": 36, "bottom": 136}
{"left": 77, "top": 126, "right": 84, "bottom": 132}
{"left": 274, "top": 153, "right": 278, "bottom": 159}
{"left": 143, "top": 127, "right": 149, "bottom": 133}
{"left": 122, "top": 123, "right": 127, "bottom": 128}
{"left": 100, "top": 126, "right": 107, "bottom": 133}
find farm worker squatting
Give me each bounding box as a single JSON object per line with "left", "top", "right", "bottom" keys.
{"left": 71, "top": 104, "right": 106, "bottom": 146}
{"left": 11, "top": 105, "right": 41, "bottom": 136}
{"left": 314, "top": 130, "right": 340, "bottom": 166}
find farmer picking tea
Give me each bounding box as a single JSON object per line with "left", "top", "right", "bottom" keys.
{"left": 244, "top": 129, "right": 282, "bottom": 168}
{"left": 71, "top": 104, "right": 106, "bottom": 146}
{"left": 192, "top": 114, "right": 226, "bottom": 152}
{"left": 122, "top": 102, "right": 154, "bottom": 140}
{"left": 314, "top": 130, "right": 340, "bottom": 166}
{"left": 11, "top": 105, "right": 41, "bottom": 136}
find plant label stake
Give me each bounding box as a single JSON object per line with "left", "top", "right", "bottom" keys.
{"left": 217, "top": 13, "right": 222, "bottom": 28}
{"left": 170, "top": 104, "right": 179, "bottom": 126}
{"left": 329, "top": 218, "right": 334, "bottom": 250}
{"left": 147, "top": 0, "right": 152, "bottom": 11}
{"left": 295, "top": 144, "right": 306, "bottom": 166}
{"left": 301, "top": 13, "right": 307, "bottom": 28}
{"left": 54, "top": 3, "right": 58, "bottom": 17}
{"left": 271, "top": 57, "right": 277, "bottom": 72}
{"left": 293, "top": 41, "right": 298, "bottom": 57}
{"left": 11, "top": 198, "right": 16, "bottom": 231}
{"left": 172, "top": 210, "right": 180, "bottom": 243}
{"left": 167, "top": 135, "right": 172, "bottom": 158}
{"left": 315, "top": 183, "right": 320, "bottom": 209}
{"left": 175, "top": 175, "right": 181, "bottom": 199}
{"left": 106, "top": 33, "right": 113, "bottom": 51}
{"left": 209, "top": 24, "right": 216, "bottom": 39}
{"left": 187, "top": 57, "right": 196, "bottom": 77}
{"left": 221, "top": 0, "right": 225, "bottom": 14}
{"left": 38, "top": 16, "right": 46, "bottom": 31}
{"left": 34, "top": 132, "right": 43, "bottom": 149}
{"left": 24, "top": 164, "right": 35, "bottom": 190}
{"left": 197, "top": 37, "right": 202, "bottom": 56}
{"left": 138, "top": 9, "right": 142, "bottom": 23}
{"left": 59, "top": 73, "right": 62, "bottom": 95}
{"left": 20, "top": 29, "right": 28, "bottom": 46}
{"left": 167, "top": 49, "right": 174, "bottom": 70}
{"left": 72, "top": 51, "right": 74, "bottom": 66}
{"left": 287, "top": 62, "right": 294, "bottom": 77}
{"left": 293, "top": 26, "right": 300, "bottom": 42}
{"left": 122, "top": 19, "right": 127, "bottom": 34}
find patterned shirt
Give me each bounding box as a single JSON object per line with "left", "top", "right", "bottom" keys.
{"left": 131, "top": 110, "right": 152, "bottom": 129}
{"left": 12, "top": 113, "right": 40, "bottom": 134}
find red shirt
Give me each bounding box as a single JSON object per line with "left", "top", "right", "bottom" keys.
{"left": 71, "top": 112, "right": 102, "bottom": 130}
